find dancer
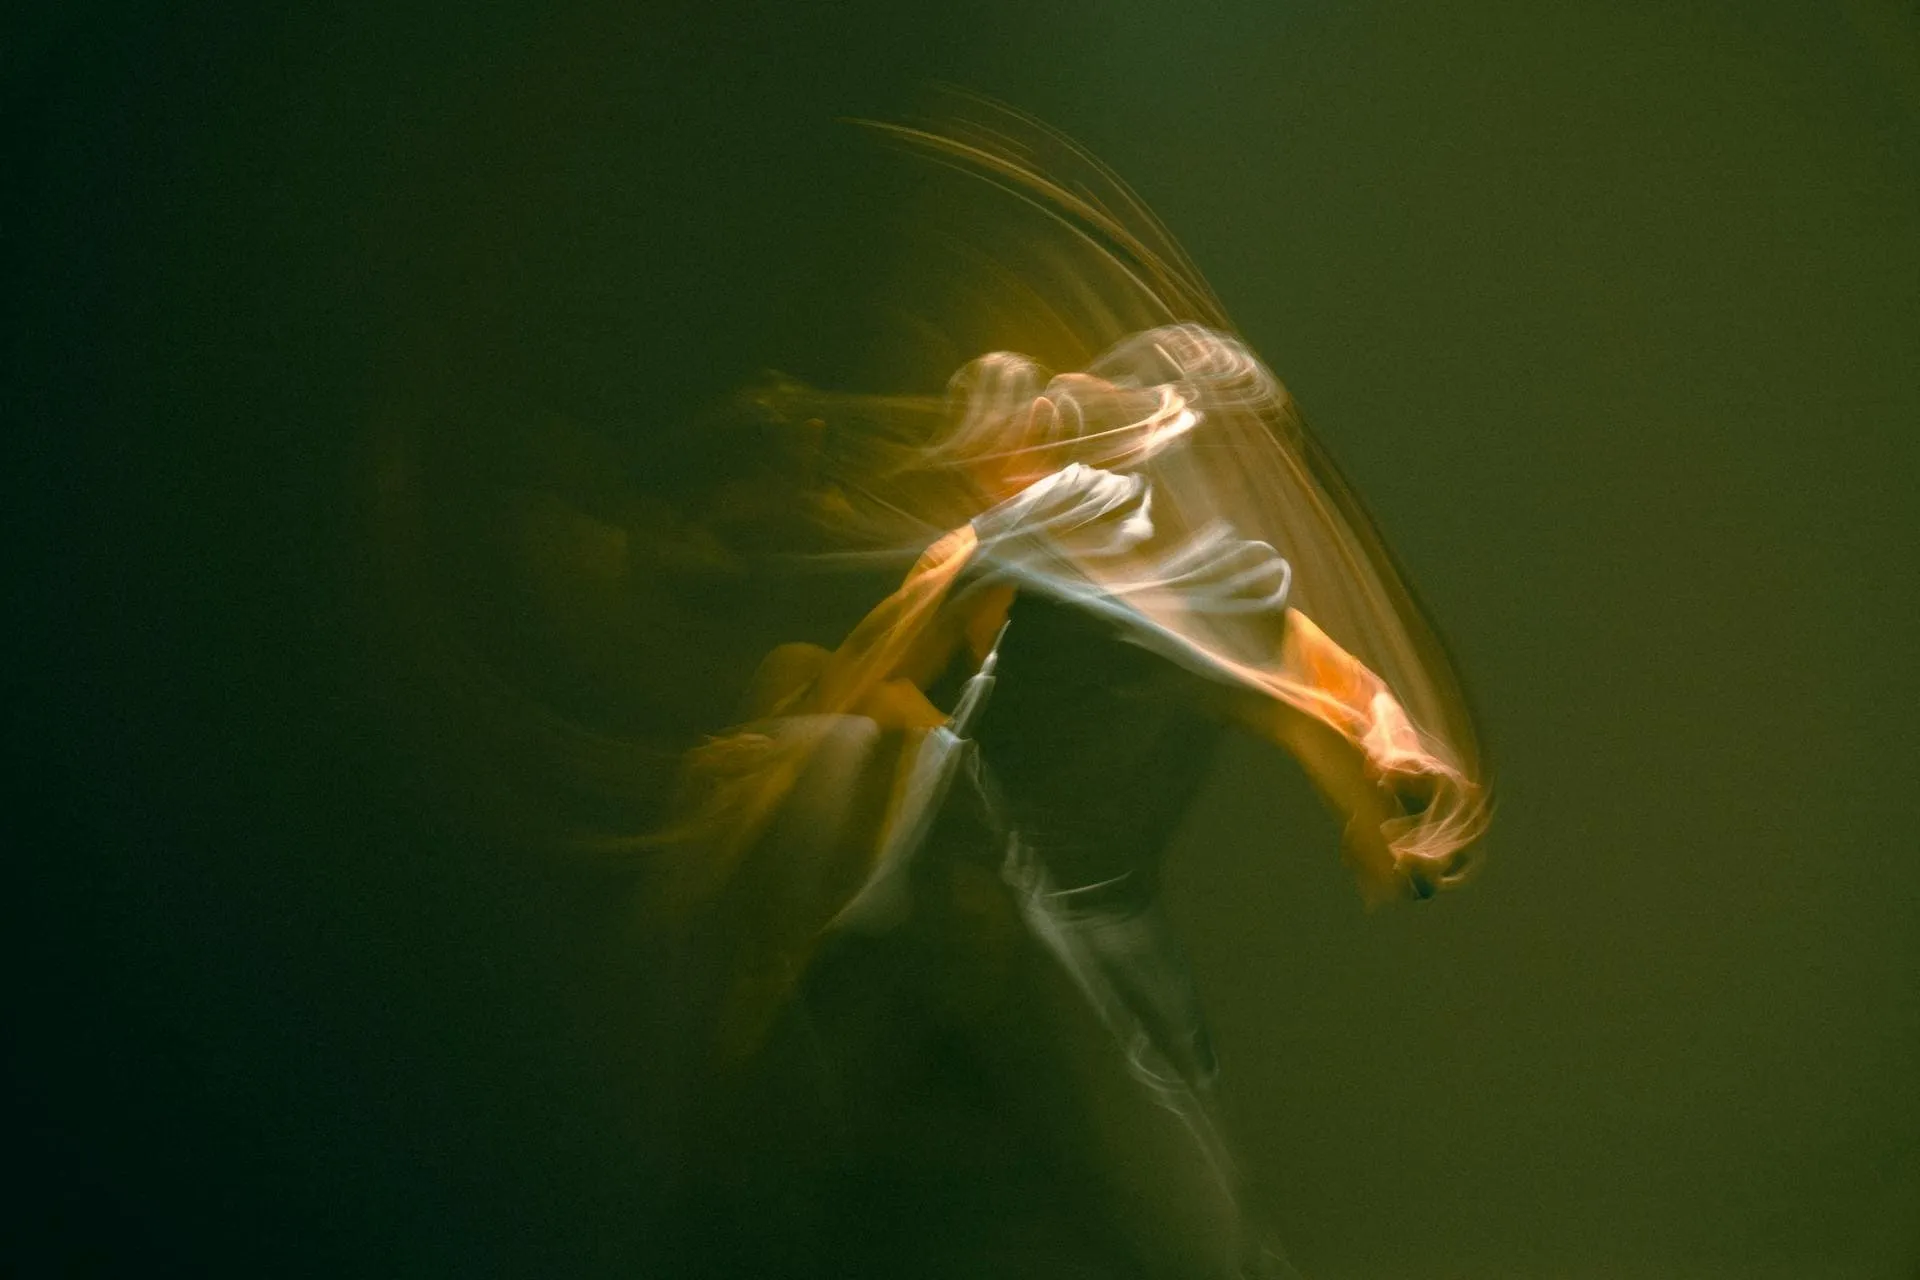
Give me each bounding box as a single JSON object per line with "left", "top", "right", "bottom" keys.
{"left": 651, "top": 103, "right": 1491, "bottom": 1278}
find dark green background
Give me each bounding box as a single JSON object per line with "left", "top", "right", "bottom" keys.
{"left": 9, "top": 1, "right": 1917, "bottom": 1275}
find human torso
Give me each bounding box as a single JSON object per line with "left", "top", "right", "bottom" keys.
{"left": 972, "top": 591, "right": 1229, "bottom": 906}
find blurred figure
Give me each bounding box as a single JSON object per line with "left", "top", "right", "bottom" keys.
{"left": 647, "top": 99, "right": 1492, "bottom": 1278}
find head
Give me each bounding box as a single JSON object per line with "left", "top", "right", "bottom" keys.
{"left": 934, "top": 346, "right": 1202, "bottom": 506}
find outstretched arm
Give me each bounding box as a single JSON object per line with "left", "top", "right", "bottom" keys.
{"left": 1216, "top": 610, "right": 1468, "bottom": 905}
